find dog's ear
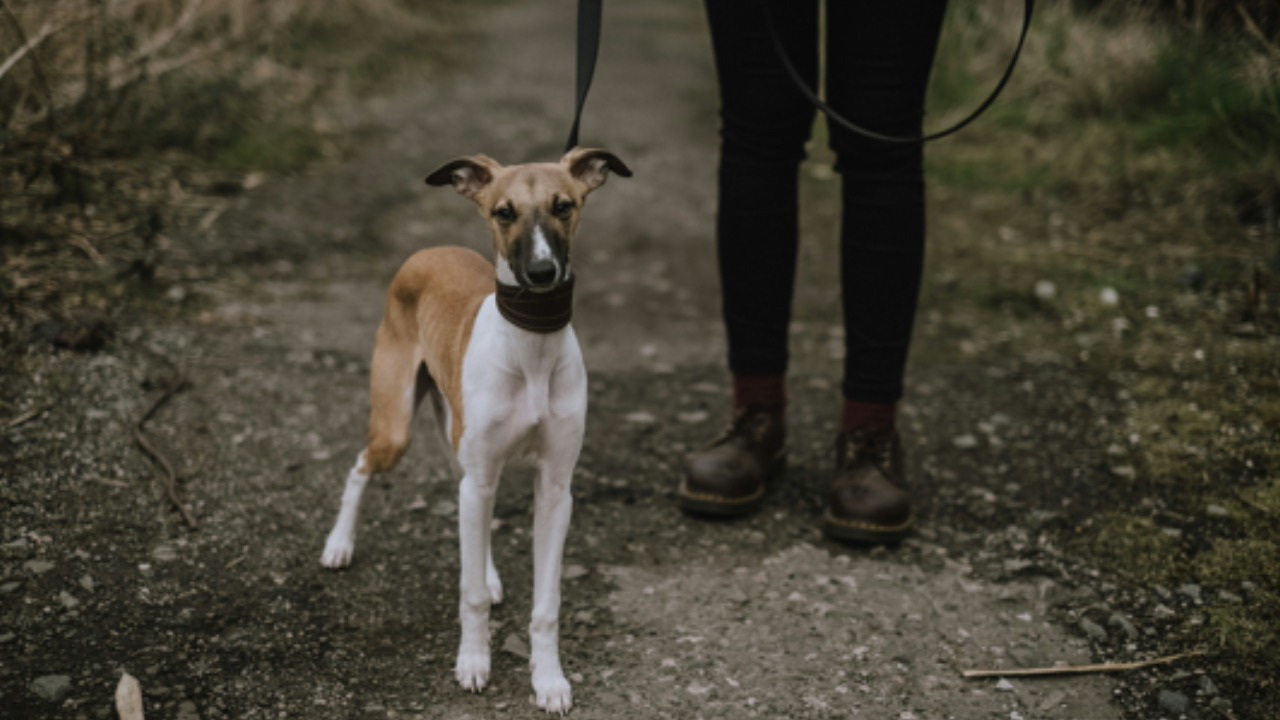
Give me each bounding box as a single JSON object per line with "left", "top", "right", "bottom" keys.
{"left": 425, "top": 155, "right": 502, "bottom": 199}
{"left": 562, "top": 147, "right": 632, "bottom": 192}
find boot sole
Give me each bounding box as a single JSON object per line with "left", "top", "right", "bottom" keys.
{"left": 821, "top": 511, "right": 913, "bottom": 544}
{"left": 678, "top": 452, "right": 786, "bottom": 517}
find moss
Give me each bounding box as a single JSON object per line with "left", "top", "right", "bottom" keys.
{"left": 1076, "top": 513, "right": 1185, "bottom": 585}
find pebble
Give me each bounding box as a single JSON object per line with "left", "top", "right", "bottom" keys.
{"left": 3, "top": 537, "right": 31, "bottom": 554}
{"left": 1178, "top": 584, "right": 1202, "bottom": 602}
{"left": 952, "top": 434, "right": 978, "bottom": 449}
{"left": 58, "top": 591, "right": 79, "bottom": 609}
{"left": 677, "top": 411, "right": 708, "bottom": 424}
{"left": 0, "top": 581, "right": 20, "bottom": 594}
{"left": 152, "top": 545, "right": 178, "bottom": 562}
{"left": 176, "top": 699, "right": 200, "bottom": 720}
{"left": 429, "top": 500, "right": 456, "bottom": 517}
{"left": 1079, "top": 618, "right": 1107, "bottom": 642}
{"left": 1157, "top": 689, "right": 1189, "bottom": 715}
{"left": 563, "top": 565, "right": 589, "bottom": 580}
{"left": 1209, "top": 697, "right": 1232, "bottom": 712}
{"left": 1175, "top": 265, "right": 1205, "bottom": 291}
{"left": 79, "top": 575, "right": 95, "bottom": 592}
{"left": 1033, "top": 281, "right": 1056, "bottom": 301}
{"left": 501, "top": 633, "right": 530, "bottom": 660}
{"left": 994, "top": 679, "right": 1014, "bottom": 692}
{"left": 1099, "top": 287, "right": 1119, "bottom": 305}
{"left": 24, "top": 560, "right": 55, "bottom": 575}
{"left": 1240, "top": 581, "right": 1256, "bottom": 596}
{"left": 1217, "top": 590, "right": 1243, "bottom": 605}
{"left": 1205, "top": 504, "right": 1229, "bottom": 518}
{"left": 1107, "top": 613, "right": 1138, "bottom": 641}
{"left": 624, "top": 411, "right": 656, "bottom": 424}
{"left": 1199, "top": 675, "right": 1218, "bottom": 696}
{"left": 31, "top": 674, "right": 72, "bottom": 702}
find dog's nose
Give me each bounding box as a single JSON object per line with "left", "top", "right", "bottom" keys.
{"left": 527, "top": 259, "right": 557, "bottom": 286}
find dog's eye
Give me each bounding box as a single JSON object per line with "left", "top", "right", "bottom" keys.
{"left": 493, "top": 205, "right": 516, "bottom": 223}
{"left": 552, "top": 198, "right": 575, "bottom": 217}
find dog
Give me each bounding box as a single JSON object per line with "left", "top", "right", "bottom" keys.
{"left": 319, "top": 147, "right": 631, "bottom": 714}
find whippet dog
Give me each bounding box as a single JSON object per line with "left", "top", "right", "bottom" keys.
{"left": 319, "top": 148, "right": 631, "bottom": 713}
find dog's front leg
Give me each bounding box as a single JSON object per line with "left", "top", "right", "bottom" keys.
{"left": 455, "top": 461, "right": 501, "bottom": 693}
{"left": 529, "top": 431, "right": 581, "bottom": 714}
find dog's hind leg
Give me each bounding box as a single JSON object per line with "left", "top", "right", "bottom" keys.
{"left": 320, "top": 327, "right": 419, "bottom": 568}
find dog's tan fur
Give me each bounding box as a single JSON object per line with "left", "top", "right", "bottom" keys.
{"left": 362, "top": 246, "right": 494, "bottom": 476}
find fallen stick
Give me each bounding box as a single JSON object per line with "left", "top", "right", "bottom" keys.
{"left": 132, "top": 342, "right": 197, "bottom": 529}
{"left": 962, "top": 650, "right": 1206, "bottom": 678}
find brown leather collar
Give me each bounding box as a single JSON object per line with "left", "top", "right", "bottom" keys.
{"left": 494, "top": 277, "right": 574, "bottom": 333}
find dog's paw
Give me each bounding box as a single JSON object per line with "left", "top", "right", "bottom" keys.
{"left": 532, "top": 670, "right": 572, "bottom": 714}
{"left": 454, "top": 650, "right": 490, "bottom": 693}
{"left": 319, "top": 535, "right": 354, "bottom": 568}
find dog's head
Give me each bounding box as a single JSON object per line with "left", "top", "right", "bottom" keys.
{"left": 425, "top": 148, "right": 632, "bottom": 292}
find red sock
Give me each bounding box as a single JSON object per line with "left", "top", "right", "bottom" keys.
{"left": 841, "top": 398, "right": 897, "bottom": 435}
{"left": 733, "top": 374, "right": 786, "bottom": 414}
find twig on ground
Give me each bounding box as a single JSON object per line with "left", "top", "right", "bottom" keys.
{"left": 225, "top": 553, "right": 249, "bottom": 569}
{"left": 4, "top": 401, "right": 54, "bottom": 430}
{"left": 962, "top": 650, "right": 1206, "bottom": 678}
{"left": 132, "top": 341, "right": 197, "bottom": 528}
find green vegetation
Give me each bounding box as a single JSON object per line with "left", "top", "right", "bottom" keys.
{"left": 917, "top": 2, "right": 1280, "bottom": 713}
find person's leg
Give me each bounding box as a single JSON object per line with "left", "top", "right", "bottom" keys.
{"left": 827, "top": 0, "right": 948, "bottom": 425}
{"left": 705, "top": 0, "right": 818, "bottom": 411}
{"left": 822, "top": 0, "right": 949, "bottom": 542}
{"left": 681, "top": 0, "right": 817, "bottom": 516}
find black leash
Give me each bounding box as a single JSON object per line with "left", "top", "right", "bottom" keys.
{"left": 566, "top": 0, "right": 603, "bottom": 152}
{"left": 760, "top": 0, "right": 1036, "bottom": 144}
{"left": 566, "top": 0, "right": 1033, "bottom": 150}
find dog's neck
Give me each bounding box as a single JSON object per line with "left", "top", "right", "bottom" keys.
{"left": 494, "top": 278, "right": 575, "bottom": 333}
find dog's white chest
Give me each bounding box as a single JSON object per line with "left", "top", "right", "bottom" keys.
{"left": 456, "top": 297, "right": 587, "bottom": 463}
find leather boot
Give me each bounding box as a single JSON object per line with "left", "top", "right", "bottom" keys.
{"left": 823, "top": 427, "right": 912, "bottom": 543}
{"left": 679, "top": 405, "right": 785, "bottom": 516}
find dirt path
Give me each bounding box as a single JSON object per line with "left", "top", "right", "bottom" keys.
{"left": 3, "top": 1, "right": 1134, "bottom": 718}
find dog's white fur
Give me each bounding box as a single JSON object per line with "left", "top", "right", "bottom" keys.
{"left": 319, "top": 148, "right": 629, "bottom": 714}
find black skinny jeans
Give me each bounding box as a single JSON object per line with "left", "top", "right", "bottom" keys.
{"left": 706, "top": 0, "right": 948, "bottom": 404}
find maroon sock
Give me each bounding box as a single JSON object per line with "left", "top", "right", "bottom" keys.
{"left": 733, "top": 374, "right": 786, "bottom": 414}
{"left": 841, "top": 398, "right": 897, "bottom": 435}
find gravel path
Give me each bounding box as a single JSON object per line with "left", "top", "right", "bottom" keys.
{"left": 2, "top": 1, "right": 1132, "bottom": 718}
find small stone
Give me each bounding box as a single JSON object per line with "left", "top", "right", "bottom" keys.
{"left": 952, "top": 434, "right": 978, "bottom": 449}
{"left": 563, "top": 565, "right": 588, "bottom": 580}
{"left": 677, "top": 411, "right": 708, "bottom": 424}
{"left": 429, "top": 500, "right": 456, "bottom": 517}
{"left": 1217, "top": 590, "right": 1243, "bottom": 605}
{"left": 3, "top": 537, "right": 30, "bottom": 554}
{"left": 1079, "top": 618, "right": 1108, "bottom": 641}
{"left": 176, "top": 699, "right": 200, "bottom": 720}
{"left": 1178, "top": 584, "right": 1202, "bottom": 602}
{"left": 1157, "top": 689, "right": 1189, "bottom": 715}
{"left": 0, "top": 581, "right": 20, "bottom": 594}
{"left": 1175, "top": 265, "right": 1204, "bottom": 292}
{"left": 1033, "top": 281, "right": 1056, "bottom": 301}
{"left": 58, "top": 591, "right": 79, "bottom": 609}
{"left": 79, "top": 575, "right": 94, "bottom": 592}
{"left": 1154, "top": 585, "right": 1172, "bottom": 599}
{"left": 1107, "top": 613, "right": 1138, "bottom": 641}
{"left": 31, "top": 674, "right": 72, "bottom": 702}
{"left": 1209, "top": 697, "right": 1232, "bottom": 712}
{"left": 152, "top": 545, "right": 178, "bottom": 562}
{"left": 1241, "top": 581, "right": 1256, "bottom": 596}
{"left": 1099, "top": 287, "right": 1119, "bottom": 305}
{"left": 1205, "top": 504, "right": 1229, "bottom": 518}
{"left": 24, "top": 560, "right": 55, "bottom": 575}
{"left": 502, "top": 633, "right": 530, "bottom": 660}
{"left": 994, "top": 678, "right": 1015, "bottom": 692}
{"left": 624, "top": 411, "right": 655, "bottom": 425}
{"left": 1199, "top": 675, "right": 1218, "bottom": 696}
{"left": 0, "top": 632, "right": 14, "bottom": 643}
{"left": 407, "top": 496, "right": 428, "bottom": 511}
